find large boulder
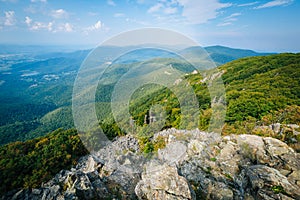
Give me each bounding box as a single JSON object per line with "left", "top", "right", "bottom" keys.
{"left": 237, "top": 134, "right": 270, "bottom": 164}
{"left": 135, "top": 161, "right": 195, "bottom": 200}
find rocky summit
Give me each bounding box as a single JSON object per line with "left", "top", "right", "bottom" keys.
{"left": 4, "top": 128, "right": 300, "bottom": 200}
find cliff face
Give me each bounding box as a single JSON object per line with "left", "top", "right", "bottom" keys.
{"left": 4, "top": 129, "right": 300, "bottom": 200}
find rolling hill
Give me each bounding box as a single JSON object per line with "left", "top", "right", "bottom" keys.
{"left": 205, "top": 45, "right": 272, "bottom": 65}
{"left": 0, "top": 52, "right": 299, "bottom": 196}
{"left": 0, "top": 45, "right": 275, "bottom": 145}
{"left": 17, "top": 52, "right": 300, "bottom": 144}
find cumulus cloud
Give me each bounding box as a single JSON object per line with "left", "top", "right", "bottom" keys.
{"left": 255, "top": 0, "right": 293, "bottom": 9}
{"left": 30, "top": 21, "right": 53, "bottom": 31}
{"left": 94, "top": 21, "right": 102, "bottom": 29}
{"left": 25, "top": 16, "right": 32, "bottom": 26}
{"left": 25, "top": 17, "right": 49, "bottom": 31}
{"left": 4, "top": 11, "right": 16, "bottom": 26}
{"left": 63, "top": 23, "right": 73, "bottom": 32}
{"left": 47, "top": 22, "right": 53, "bottom": 31}
{"left": 54, "top": 22, "right": 73, "bottom": 33}
{"left": 87, "top": 20, "right": 102, "bottom": 31}
{"left": 84, "top": 20, "right": 107, "bottom": 35}
{"left": 25, "top": 17, "right": 73, "bottom": 33}
{"left": 177, "top": 0, "right": 231, "bottom": 24}
{"left": 147, "top": 0, "right": 231, "bottom": 24}
{"left": 51, "top": 9, "right": 68, "bottom": 19}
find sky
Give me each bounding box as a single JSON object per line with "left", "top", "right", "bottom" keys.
{"left": 0, "top": 0, "right": 299, "bottom": 52}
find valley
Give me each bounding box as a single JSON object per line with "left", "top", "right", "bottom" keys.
{"left": 0, "top": 45, "right": 271, "bottom": 145}
{"left": 0, "top": 45, "right": 299, "bottom": 199}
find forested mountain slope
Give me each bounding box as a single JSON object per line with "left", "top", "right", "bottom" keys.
{"left": 0, "top": 53, "right": 299, "bottom": 197}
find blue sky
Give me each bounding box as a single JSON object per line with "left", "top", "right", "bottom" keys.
{"left": 0, "top": 0, "right": 299, "bottom": 52}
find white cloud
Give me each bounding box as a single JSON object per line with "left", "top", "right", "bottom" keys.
{"left": 24, "top": 16, "right": 74, "bottom": 33}
{"left": 30, "top": 21, "right": 53, "bottom": 31}
{"left": 218, "top": 12, "right": 241, "bottom": 26}
{"left": 4, "top": 11, "right": 16, "bottom": 26}
{"left": 47, "top": 22, "right": 53, "bottom": 31}
{"left": 63, "top": 23, "right": 73, "bottom": 32}
{"left": 31, "top": 0, "right": 47, "bottom": 2}
{"left": 164, "top": 7, "right": 177, "bottom": 14}
{"left": 147, "top": 3, "right": 163, "bottom": 13}
{"left": 87, "top": 20, "right": 102, "bottom": 31}
{"left": 107, "top": 0, "right": 116, "bottom": 6}
{"left": 224, "top": 12, "right": 241, "bottom": 21}
{"left": 51, "top": 9, "right": 68, "bottom": 19}
{"left": 238, "top": 1, "right": 259, "bottom": 7}
{"left": 30, "top": 22, "right": 42, "bottom": 30}
{"left": 255, "top": 0, "right": 293, "bottom": 9}
{"left": 177, "top": 0, "right": 231, "bottom": 24}
{"left": 217, "top": 22, "right": 232, "bottom": 26}
{"left": 25, "top": 16, "right": 32, "bottom": 26}
{"left": 84, "top": 20, "right": 110, "bottom": 35}
{"left": 226, "top": 13, "right": 241, "bottom": 18}
{"left": 114, "top": 13, "right": 125, "bottom": 18}
{"left": 224, "top": 18, "right": 237, "bottom": 22}
{"left": 54, "top": 22, "right": 73, "bottom": 33}
{"left": 94, "top": 21, "right": 102, "bottom": 29}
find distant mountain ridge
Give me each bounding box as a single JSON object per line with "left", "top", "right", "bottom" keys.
{"left": 93, "top": 45, "right": 273, "bottom": 66}
{"left": 204, "top": 45, "right": 273, "bottom": 65}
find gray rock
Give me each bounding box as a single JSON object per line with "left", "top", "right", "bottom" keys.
{"left": 270, "top": 123, "right": 281, "bottom": 134}
{"left": 3, "top": 129, "right": 300, "bottom": 200}
{"left": 135, "top": 161, "right": 195, "bottom": 200}
{"left": 217, "top": 140, "right": 241, "bottom": 177}
{"left": 237, "top": 134, "right": 270, "bottom": 164}
{"left": 209, "top": 181, "right": 234, "bottom": 200}
{"left": 246, "top": 165, "right": 300, "bottom": 199}
{"left": 158, "top": 141, "right": 188, "bottom": 165}
{"left": 264, "top": 137, "right": 292, "bottom": 157}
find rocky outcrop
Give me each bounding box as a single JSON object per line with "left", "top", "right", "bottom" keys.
{"left": 254, "top": 123, "right": 300, "bottom": 136}
{"left": 2, "top": 135, "right": 143, "bottom": 200}
{"left": 2, "top": 129, "right": 300, "bottom": 200}
{"left": 135, "top": 161, "right": 195, "bottom": 200}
